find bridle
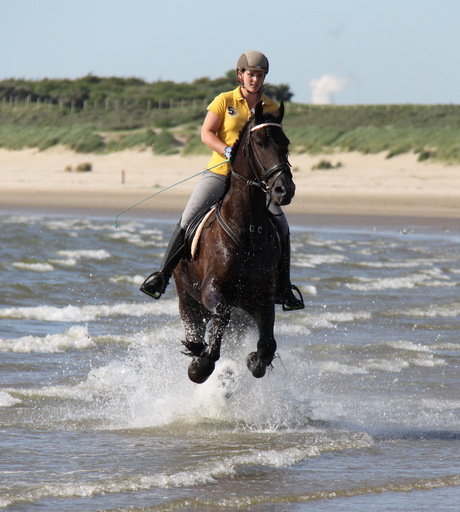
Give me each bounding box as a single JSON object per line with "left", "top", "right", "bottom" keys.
{"left": 218, "top": 120, "right": 292, "bottom": 255}
{"left": 232, "top": 121, "right": 292, "bottom": 196}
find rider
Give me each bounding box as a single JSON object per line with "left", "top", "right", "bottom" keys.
{"left": 140, "top": 50, "right": 304, "bottom": 311}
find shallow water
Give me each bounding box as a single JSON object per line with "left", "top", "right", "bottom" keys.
{"left": 1, "top": 212, "right": 459, "bottom": 511}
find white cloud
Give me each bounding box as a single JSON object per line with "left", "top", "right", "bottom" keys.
{"left": 310, "top": 74, "right": 348, "bottom": 105}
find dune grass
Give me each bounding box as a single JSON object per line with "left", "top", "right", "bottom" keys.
{"left": 1, "top": 102, "right": 459, "bottom": 163}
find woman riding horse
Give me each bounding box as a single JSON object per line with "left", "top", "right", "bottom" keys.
{"left": 177, "top": 101, "right": 297, "bottom": 383}
{"left": 140, "top": 51, "right": 304, "bottom": 311}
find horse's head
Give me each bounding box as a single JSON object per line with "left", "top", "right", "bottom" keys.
{"left": 245, "top": 101, "right": 296, "bottom": 206}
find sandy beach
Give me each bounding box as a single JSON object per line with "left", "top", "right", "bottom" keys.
{"left": 1, "top": 147, "right": 459, "bottom": 227}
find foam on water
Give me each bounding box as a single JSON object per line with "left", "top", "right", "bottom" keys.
{"left": 298, "top": 309, "right": 372, "bottom": 330}
{"left": 55, "top": 249, "right": 111, "bottom": 260}
{"left": 0, "top": 428, "right": 375, "bottom": 509}
{"left": 0, "top": 391, "right": 21, "bottom": 407}
{"left": 346, "top": 267, "right": 454, "bottom": 291}
{"left": 385, "top": 340, "right": 432, "bottom": 352}
{"left": 110, "top": 274, "right": 147, "bottom": 286}
{"left": 297, "top": 253, "right": 347, "bottom": 268}
{"left": 0, "top": 325, "right": 93, "bottom": 353}
{"left": 99, "top": 328, "right": 315, "bottom": 430}
{"left": 403, "top": 301, "right": 460, "bottom": 318}
{"left": 0, "top": 301, "right": 177, "bottom": 321}
{"left": 4, "top": 320, "right": 316, "bottom": 432}
{"left": 11, "top": 262, "right": 55, "bottom": 272}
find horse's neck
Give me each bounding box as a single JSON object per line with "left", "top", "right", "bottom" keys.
{"left": 222, "top": 131, "right": 269, "bottom": 225}
{"left": 222, "top": 172, "right": 267, "bottom": 227}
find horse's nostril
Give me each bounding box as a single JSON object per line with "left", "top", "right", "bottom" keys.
{"left": 275, "top": 186, "right": 286, "bottom": 196}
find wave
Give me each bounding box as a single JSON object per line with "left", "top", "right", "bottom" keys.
{"left": 297, "top": 253, "right": 347, "bottom": 268}
{"left": 11, "top": 262, "right": 54, "bottom": 272}
{"left": 55, "top": 249, "right": 111, "bottom": 260}
{"left": 315, "top": 338, "right": 446, "bottom": 376}
{"left": 0, "top": 325, "right": 93, "bottom": 353}
{"left": 0, "top": 429, "right": 374, "bottom": 509}
{"left": 300, "top": 310, "right": 372, "bottom": 330}
{"left": 0, "top": 390, "right": 21, "bottom": 407}
{"left": 147, "top": 475, "right": 460, "bottom": 511}
{"left": 0, "top": 301, "right": 176, "bottom": 322}
{"left": 346, "top": 267, "right": 455, "bottom": 291}
{"left": 402, "top": 302, "right": 460, "bottom": 319}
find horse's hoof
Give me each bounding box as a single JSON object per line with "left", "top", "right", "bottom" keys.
{"left": 188, "top": 357, "right": 216, "bottom": 384}
{"left": 246, "top": 352, "right": 267, "bottom": 379}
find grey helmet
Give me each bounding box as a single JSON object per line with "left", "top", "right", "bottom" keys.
{"left": 236, "top": 51, "right": 269, "bottom": 74}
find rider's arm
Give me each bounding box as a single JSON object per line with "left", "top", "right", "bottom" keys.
{"left": 201, "top": 110, "right": 228, "bottom": 157}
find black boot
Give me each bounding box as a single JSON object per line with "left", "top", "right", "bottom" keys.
{"left": 276, "top": 234, "right": 305, "bottom": 311}
{"left": 140, "top": 224, "right": 186, "bottom": 300}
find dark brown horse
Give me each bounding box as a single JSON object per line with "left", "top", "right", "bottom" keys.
{"left": 173, "top": 101, "right": 296, "bottom": 384}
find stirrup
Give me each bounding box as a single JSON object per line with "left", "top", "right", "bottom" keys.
{"left": 140, "top": 272, "right": 166, "bottom": 300}
{"left": 282, "top": 284, "right": 305, "bottom": 311}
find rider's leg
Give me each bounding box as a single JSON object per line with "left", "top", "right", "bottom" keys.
{"left": 140, "top": 171, "right": 227, "bottom": 299}
{"left": 269, "top": 206, "right": 305, "bottom": 311}
{"left": 140, "top": 223, "right": 186, "bottom": 299}
{"left": 180, "top": 171, "right": 228, "bottom": 229}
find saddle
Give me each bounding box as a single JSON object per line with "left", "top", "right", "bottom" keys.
{"left": 184, "top": 203, "right": 281, "bottom": 261}
{"left": 184, "top": 206, "right": 216, "bottom": 260}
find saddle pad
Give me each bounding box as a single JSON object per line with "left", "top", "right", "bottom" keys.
{"left": 191, "top": 206, "right": 215, "bottom": 259}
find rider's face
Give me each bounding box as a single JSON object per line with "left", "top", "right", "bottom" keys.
{"left": 240, "top": 70, "right": 266, "bottom": 93}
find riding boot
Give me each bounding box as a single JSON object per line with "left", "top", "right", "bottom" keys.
{"left": 140, "top": 224, "right": 186, "bottom": 300}
{"left": 276, "top": 234, "right": 305, "bottom": 311}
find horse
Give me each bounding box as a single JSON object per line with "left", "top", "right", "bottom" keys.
{"left": 173, "top": 101, "right": 296, "bottom": 384}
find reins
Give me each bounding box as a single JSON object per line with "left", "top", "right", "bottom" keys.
{"left": 114, "top": 160, "right": 229, "bottom": 228}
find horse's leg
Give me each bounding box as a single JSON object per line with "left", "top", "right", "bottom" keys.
{"left": 187, "top": 277, "right": 230, "bottom": 384}
{"left": 188, "top": 309, "right": 230, "bottom": 383}
{"left": 246, "top": 303, "right": 277, "bottom": 378}
{"left": 175, "top": 272, "right": 210, "bottom": 357}
{"left": 179, "top": 294, "right": 210, "bottom": 357}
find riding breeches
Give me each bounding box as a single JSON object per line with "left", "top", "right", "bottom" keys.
{"left": 179, "top": 170, "right": 289, "bottom": 236}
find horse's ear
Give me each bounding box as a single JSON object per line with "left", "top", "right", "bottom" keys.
{"left": 254, "top": 100, "right": 264, "bottom": 124}
{"left": 274, "top": 101, "right": 284, "bottom": 123}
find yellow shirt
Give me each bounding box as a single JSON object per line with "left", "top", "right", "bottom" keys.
{"left": 206, "top": 86, "right": 278, "bottom": 175}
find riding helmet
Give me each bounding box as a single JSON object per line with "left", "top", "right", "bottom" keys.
{"left": 237, "top": 51, "right": 269, "bottom": 74}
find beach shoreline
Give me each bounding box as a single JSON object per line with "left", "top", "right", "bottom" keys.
{"left": 1, "top": 147, "right": 459, "bottom": 231}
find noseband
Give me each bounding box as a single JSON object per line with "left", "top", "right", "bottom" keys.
{"left": 232, "top": 122, "right": 291, "bottom": 195}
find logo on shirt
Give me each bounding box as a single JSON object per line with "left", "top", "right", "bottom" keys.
{"left": 227, "top": 106, "right": 238, "bottom": 117}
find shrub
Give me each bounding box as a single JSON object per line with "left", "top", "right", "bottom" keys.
{"left": 153, "top": 129, "right": 179, "bottom": 155}
{"left": 75, "top": 162, "right": 92, "bottom": 172}
{"left": 312, "top": 159, "right": 343, "bottom": 170}
{"left": 62, "top": 128, "right": 105, "bottom": 153}
{"left": 417, "top": 150, "right": 436, "bottom": 162}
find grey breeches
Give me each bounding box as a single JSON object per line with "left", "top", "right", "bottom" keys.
{"left": 179, "top": 170, "right": 289, "bottom": 236}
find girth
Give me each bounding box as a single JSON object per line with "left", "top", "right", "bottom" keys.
{"left": 215, "top": 201, "right": 276, "bottom": 258}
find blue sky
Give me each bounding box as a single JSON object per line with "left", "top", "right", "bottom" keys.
{"left": 1, "top": 0, "right": 458, "bottom": 105}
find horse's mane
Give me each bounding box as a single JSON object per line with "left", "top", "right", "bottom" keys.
{"left": 230, "top": 111, "right": 290, "bottom": 165}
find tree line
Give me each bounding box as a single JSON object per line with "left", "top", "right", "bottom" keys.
{"left": 0, "top": 72, "right": 294, "bottom": 110}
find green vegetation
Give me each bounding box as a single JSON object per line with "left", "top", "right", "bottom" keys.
{"left": 311, "top": 159, "right": 343, "bottom": 170}
{"left": 284, "top": 104, "right": 460, "bottom": 163}
{"left": 1, "top": 75, "right": 459, "bottom": 163}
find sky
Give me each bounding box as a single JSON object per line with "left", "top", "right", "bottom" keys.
{"left": 1, "top": 0, "right": 459, "bottom": 105}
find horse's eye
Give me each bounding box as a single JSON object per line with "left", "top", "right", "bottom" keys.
{"left": 256, "top": 141, "right": 264, "bottom": 149}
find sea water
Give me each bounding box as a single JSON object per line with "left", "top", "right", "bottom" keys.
{"left": 1, "top": 211, "right": 459, "bottom": 511}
